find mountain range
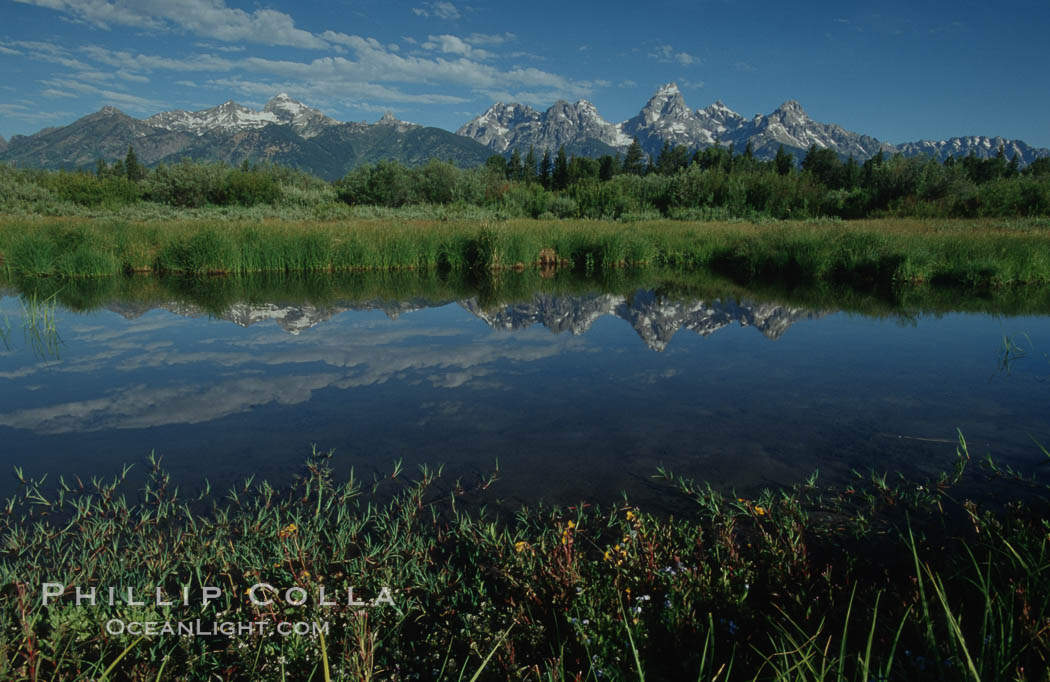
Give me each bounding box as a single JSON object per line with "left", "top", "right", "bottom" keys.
{"left": 1, "top": 85, "right": 1046, "bottom": 179}
{"left": 0, "top": 94, "right": 492, "bottom": 180}
{"left": 457, "top": 83, "right": 1049, "bottom": 164}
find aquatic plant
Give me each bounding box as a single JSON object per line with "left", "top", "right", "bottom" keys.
{"left": 1, "top": 438, "right": 1047, "bottom": 680}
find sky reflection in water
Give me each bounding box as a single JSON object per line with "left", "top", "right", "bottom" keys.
{"left": 1, "top": 285, "right": 1048, "bottom": 506}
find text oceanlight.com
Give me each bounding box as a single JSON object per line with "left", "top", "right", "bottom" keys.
{"left": 104, "top": 619, "right": 330, "bottom": 637}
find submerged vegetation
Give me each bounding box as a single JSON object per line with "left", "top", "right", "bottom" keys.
{"left": 0, "top": 442, "right": 1048, "bottom": 680}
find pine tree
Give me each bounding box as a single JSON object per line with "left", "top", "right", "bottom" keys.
{"left": 508, "top": 148, "right": 523, "bottom": 181}
{"left": 523, "top": 146, "right": 537, "bottom": 183}
{"left": 1006, "top": 153, "right": 1020, "bottom": 178}
{"left": 539, "top": 150, "right": 553, "bottom": 190}
{"left": 124, "top": 145, "right": 145, "bottom": 182}
{"left": 655, "top": 140, "right": 673, "bottom": 175}
{"left": 622, "top": 138, "right": 645, "bottom": 176}
{"left": 843, "top": 155, "right": 860, "bottom": 189}
{"left": 552, "top": 146, "right": 569, "bottom": 190}
{"left": 774, "top": 144, "right": 793, "bottom": 176}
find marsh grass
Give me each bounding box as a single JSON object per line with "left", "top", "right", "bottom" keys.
{"left": 1, "top": 217, "right": 1050, "bottom": 289}
{"left": 1, "top": 437, "right": 1048, "bottom": 681}
{"left": 18, "top": 290, "right": 61, "bottom": 359}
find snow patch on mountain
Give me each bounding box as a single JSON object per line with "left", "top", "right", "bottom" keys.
{"left": 146, "top": 95, "right": 338, "bottom": 138}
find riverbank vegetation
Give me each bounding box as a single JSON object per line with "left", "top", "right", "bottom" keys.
{"left": 7, "top": 267, "right": 1050, "bottom": 324}
{"left": 1, "top": 216, "right": 1049, "bottom": 289}
{"left": 2, "top": 143, "right": 1050, "bottom": 222}
{"left": 1, "top": 442, "right": 1048, "bottom": 680}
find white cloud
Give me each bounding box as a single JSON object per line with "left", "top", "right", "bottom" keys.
{"left": 40, "top": 88, "right": 77, "bottom": 98}
{"left": 116, "top": 70, "right": 150, "bottom": 83}
{"left": 4, "top": 5, "right": 592, "bottom": 118}
{"left": 0, "top": 46, "right": 23, "bottom": 55}
{"left": 14, "top": 0, "right": 329, "bottom": 49}
{"left": 194, "top": 42, "right": 246, "bottom": 53}
{"left": 648, "top": 44, "right": 699, "bottom": 66}
{"left": 412, "top": 1, "right": 461, "bottom": 19}
{"left": 421, "top": 34, "right": 495, "bottom": 59}
{"left": 39, "top": 77, "right": 166, "bottom": 112}
{"left": 464, "top": 32, "right": 515, "bottom": 46}
{"left": 3, "top": 40, "right": 90, "bottom": 69}
{"left": 80, "top": 45, "right": 234, "bottom": 72}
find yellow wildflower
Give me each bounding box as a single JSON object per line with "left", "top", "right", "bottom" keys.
{"left": 755, "top": 506, "right": 767, "bottom": 516}
{"left": 626, "top": 510, "right": 636, "bottom": 521}
{"left": 567, "top": 520, "right": 576, "bottom": 529}
{"left": 603, "top": 550, "right": 612, "bottom": 561}
{"left": 515, "top": 541, "right": 529, "bottom": 553}
{"left": 278, "top": 523, "right": 298, "bottom": 538}
{"left": 300, "top": 570, "right": 311, "bottom": 581}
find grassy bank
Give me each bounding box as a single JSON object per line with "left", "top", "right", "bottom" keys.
{"left": 1, "top": 442, "right": 1048, "bottom": 680}
{"left": 2, "top": 217, "right": 1050, "bottom": 288}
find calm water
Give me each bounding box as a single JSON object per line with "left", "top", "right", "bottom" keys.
{"left": 2, "top": 274, "right": 1048, "bottom": 506}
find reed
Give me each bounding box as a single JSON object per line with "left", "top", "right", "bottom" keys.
{"left": 1, "top": 217, "right": 1050, "bottom": 289}
{"left": 1, "top": 438, "right": 1047, "bottom": 680}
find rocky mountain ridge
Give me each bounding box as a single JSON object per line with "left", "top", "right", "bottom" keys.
{"left": 0, "top": 94, "right": 487, "bottom": 180}
{"left": 3, "top": 86, "right": 1047, "bottom": 176}
{"left": 458, "top": 82, "right": 1047, "bottom": 164}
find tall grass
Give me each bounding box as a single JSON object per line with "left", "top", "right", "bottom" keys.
{"left": 2, "top": 217, "right": 1050, "bottom": 288}
{"left": 1, "top": 439, "right": 1048, "bottom": 680}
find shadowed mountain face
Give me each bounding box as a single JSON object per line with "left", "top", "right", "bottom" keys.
{"left": 105, "top": 291, "right": 820, "bottom": 350}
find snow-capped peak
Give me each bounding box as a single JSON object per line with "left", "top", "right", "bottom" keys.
{"left": 655, "top": 82, "right": 681, "bottom": 97}
{"left": 774, "top": 100, "right": 806, "bottom": 117}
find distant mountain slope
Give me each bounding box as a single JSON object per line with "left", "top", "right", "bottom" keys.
{"left": 894, "top": 137, "right": 1047, "bottom": 166}
{"left": 0, "top": 95, "right": 492, "bottom": 180}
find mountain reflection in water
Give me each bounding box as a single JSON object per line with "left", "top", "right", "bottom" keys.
{"left": 105, "top": 290, "right": 820, "bottom": 350}
{"left": 1, "top": 273, "right": 1048, "bottom": 507}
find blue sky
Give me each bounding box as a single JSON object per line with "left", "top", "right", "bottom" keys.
{"left": 2, "top": 0, "right": 1048, "bottom": 147}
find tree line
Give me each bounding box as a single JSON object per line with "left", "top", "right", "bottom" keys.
{"left": 2, "top": 140, "right": 1049, "bottom": 219}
